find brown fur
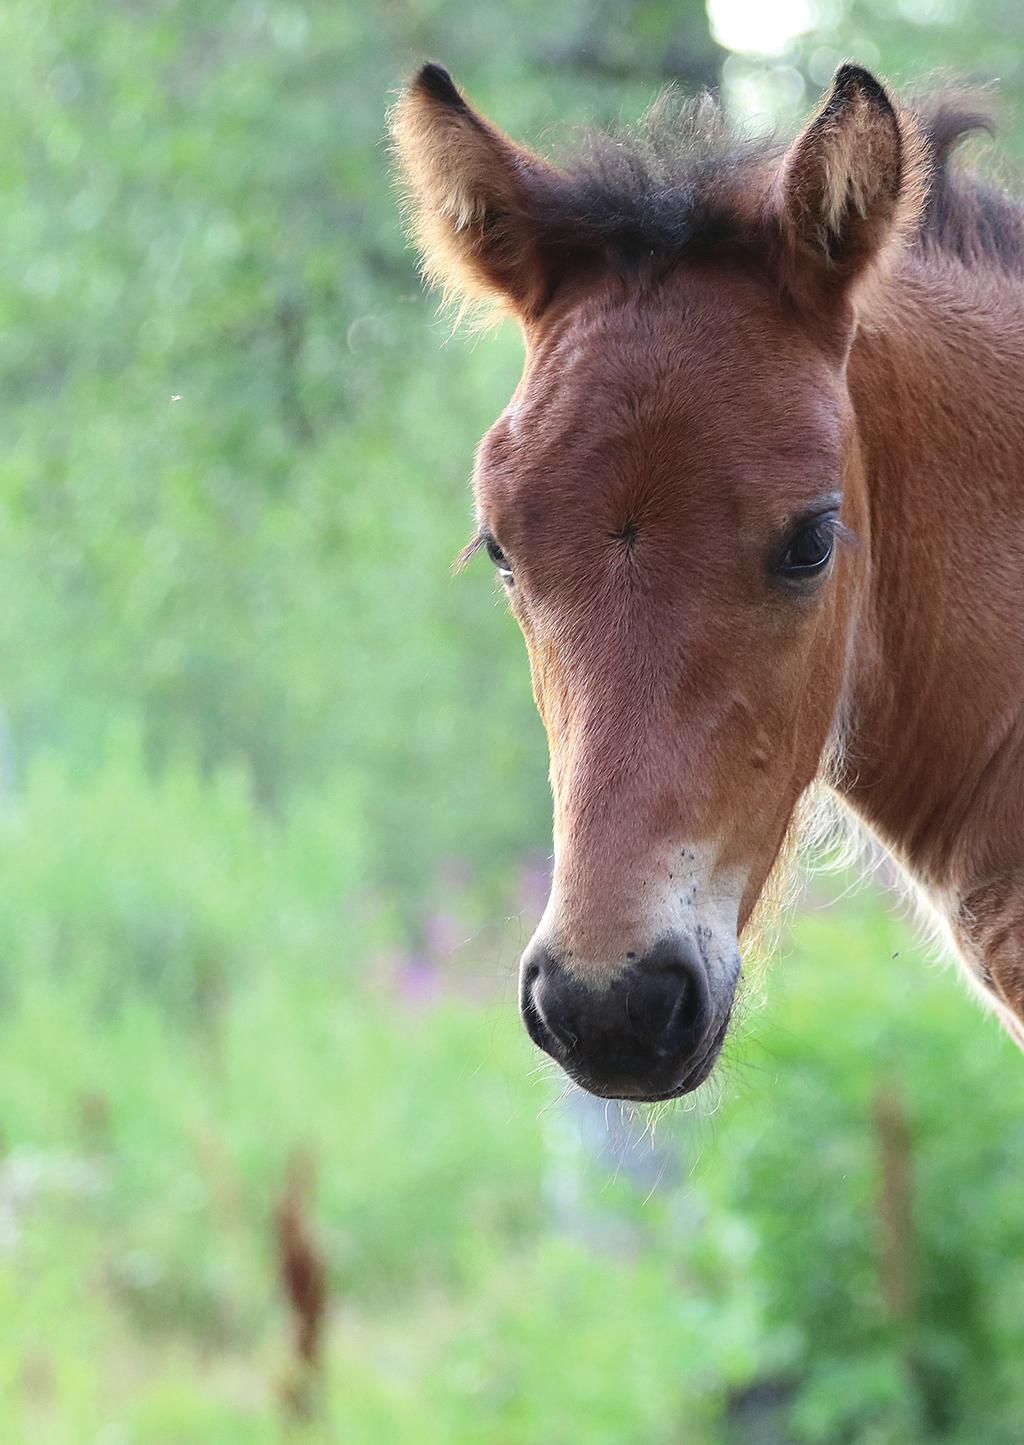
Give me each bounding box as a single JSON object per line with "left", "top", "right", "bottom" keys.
{"left": 393, "top": 62, "right": 1024, "bottom": 1075}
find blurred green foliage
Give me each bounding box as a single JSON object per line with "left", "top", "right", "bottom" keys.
{"left": 1, "top": 0, "right": 1024, "bottom": 1440}
{"left": 2, "top": 770, "right": 1023, "bottom": 1441}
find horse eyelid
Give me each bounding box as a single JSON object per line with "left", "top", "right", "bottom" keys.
{"left": 789, "top": 497, "right": 841, "bottom": 530}
{"left": 785, "top": 509, "right": 858, "bottom": 551}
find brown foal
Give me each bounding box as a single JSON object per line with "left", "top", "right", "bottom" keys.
{"left": 392, "top": 62, "right": 1024, "bottom": 1100}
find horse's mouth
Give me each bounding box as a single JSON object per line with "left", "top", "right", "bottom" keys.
{"left": 562, "top": 1003, "right": 734, "bottom": 1104}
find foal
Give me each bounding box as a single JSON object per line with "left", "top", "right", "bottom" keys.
{"left": 392, "top": 63, "right": 1024, "bottom": 1100}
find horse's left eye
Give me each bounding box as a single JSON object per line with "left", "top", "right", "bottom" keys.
{"left": 778, "top": 518, "right": 836, "bottom": 578}
{"left": 485, "top": 535, "right": 514, "bottom": 582}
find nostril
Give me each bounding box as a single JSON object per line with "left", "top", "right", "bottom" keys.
{"left": 519, "top": 965, "right": 547, "bottom": 1049}
{"left": 634, "top": 951, "right": 712, "bottom": 1055}
{"left": 683, "top": 966, "right": 711, "bottom": 1031}
{"left": 530, "top": 976, "right": 577, "bottom": 1054}
{"left": 660, "top": 983, "right": 693, "bottom": 1043}
{"left": 520, "top": 952, "right": 576, "bottom": 1057}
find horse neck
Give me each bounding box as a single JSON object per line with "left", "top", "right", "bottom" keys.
{"left": 839, "top": 254, "right": 1024, "bottom": 898}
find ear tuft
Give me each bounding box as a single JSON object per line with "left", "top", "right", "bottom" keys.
{"left": 829, "top": 62, "right": 894, "bottom": 116}
{"left": 413, "top": 63, "right": 468, "bottom": 111}
{"left": 776, "top": 63, "right": 926, "bottom": 295}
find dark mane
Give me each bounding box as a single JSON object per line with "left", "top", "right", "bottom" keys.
{"left": 532, "top": 93, "right": 778, "bottom": 268}
{"left": 915, "top": 100, "right": 1024, "bottom": 272}
{"left": 530, "top": 88, "right": 1024, "bottom": 278}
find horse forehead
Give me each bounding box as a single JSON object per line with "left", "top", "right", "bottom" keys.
{"left": 518, "top": 308, "right": 714, "bottom": 421}
{"left": 482, "top": 336, "right": 719, "bottom": 495}
{"left": 508, "top": 289, "right": 829, "bottom": 449}
{"left": 480, "top": 346, "right": 833, "bottom": 525}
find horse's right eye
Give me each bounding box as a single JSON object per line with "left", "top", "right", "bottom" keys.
{"left": 485, "top": 535, "right": 514, "bottom": 582}
{"left": 776, "top": 511, "right": 838, "bottom": 581}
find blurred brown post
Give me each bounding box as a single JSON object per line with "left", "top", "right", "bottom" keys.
{"left": 872, "top": 1081, "right": 914, "bottom": 1325}
{"left": 275, "top": 1149, "right": 328, "bottom": 1418}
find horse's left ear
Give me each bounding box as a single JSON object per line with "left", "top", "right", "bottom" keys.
{"left": 774, "top": 64, "right": 923, "bottom": 294}
{"left": 390, "top": 64, "right": 560, "bottom": 320}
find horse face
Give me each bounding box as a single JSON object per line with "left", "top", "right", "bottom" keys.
{"left": 473, "top": 269, "right": 865, "bottom": 1099}
{"left": 393, "top": 59, "right": 907, "bottom": 1099}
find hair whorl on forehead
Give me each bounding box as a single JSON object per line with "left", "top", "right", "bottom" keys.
{"left": 390, "top": 61, "right": 1021, "bottom": 320}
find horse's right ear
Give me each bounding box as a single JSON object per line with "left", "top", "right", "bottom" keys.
{"left": 390, "top": 64, "right": 559, "bottom": 320}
